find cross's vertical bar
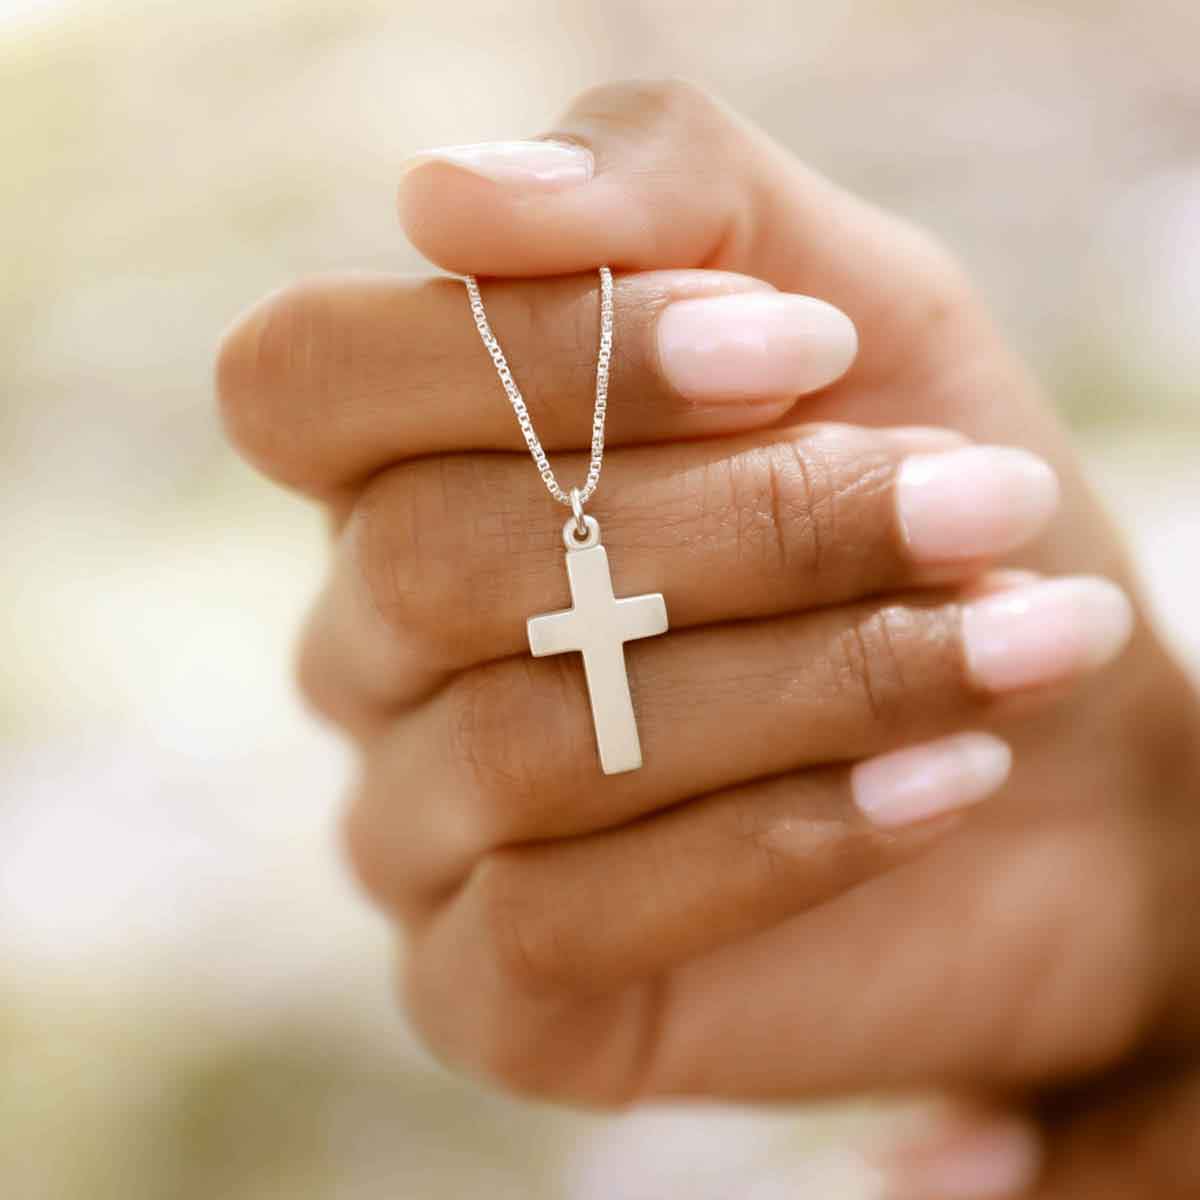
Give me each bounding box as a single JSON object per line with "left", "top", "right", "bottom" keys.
{"left": 565, "top": 546, "right": 643, "bottom": 774}
{"left": 580, "top": 640, "right": 642, "bottom": 774}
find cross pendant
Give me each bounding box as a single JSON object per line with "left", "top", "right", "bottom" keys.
{"left": 527, "top": 517, "right": 668, "bottom": 775}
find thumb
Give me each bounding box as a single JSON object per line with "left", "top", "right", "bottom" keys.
{"left": 398, "top": 80, "right": 965, "bottom": 346}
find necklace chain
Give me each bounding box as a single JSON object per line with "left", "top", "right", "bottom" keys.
{"left": 464, "top": 267, "right": 613, "bottom": 508}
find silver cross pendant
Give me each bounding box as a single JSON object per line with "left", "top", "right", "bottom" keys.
{"left": 527, "top": 515, "right": 668, "bottom": 775}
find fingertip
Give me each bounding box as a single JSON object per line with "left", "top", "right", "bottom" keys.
{"left": 963, "top": 576, "right": 1135, "bottom": 694}
{"left": 398, "top": 154, "right": 622, "bottom": 276}
{"left": 654, "top": 291, "right": 859, "bottom": 405}
{"left": 398, "top": 161, "right": 496, "bottom": 274}
{"left": 851, "top": 732, "right": 1012, "bottom": 830}
{"left": 897, "top": 446, "right": 1060, "bottom": 566}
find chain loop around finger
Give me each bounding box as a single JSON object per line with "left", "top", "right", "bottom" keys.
{"left": 463, "top": 266, "right": 613, "bottom": 508}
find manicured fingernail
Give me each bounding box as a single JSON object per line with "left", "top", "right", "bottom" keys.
{"left": 852, "top": 732, "right": 1011, "bottom": 828}
{"left": 656, "top": 292, "right": 858, "bottom": 402}
{"left": 897, "top": 446, "right": 1059, "bottom": 563}
{"left": 402, "top": 139, "right": 593, "bottom": 191}
{"left": 963, "top": 576, "right": 1134, "bottom": 693}
{"left": 877, "top": 1118, "right": 1042, "bottom": 1199}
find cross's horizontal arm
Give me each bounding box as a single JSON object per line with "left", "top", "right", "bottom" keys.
{"left": 527, "top": 608, "right": 582, "bottom": 657}
{"left": 616, "top": 593, "right": 668, "bottom": 642}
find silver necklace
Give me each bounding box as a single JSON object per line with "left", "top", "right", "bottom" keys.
{"left": 464, "top": 268, "right": 668, "bottom": 775}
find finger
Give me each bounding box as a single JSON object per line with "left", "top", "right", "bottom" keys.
{"left": 398, "top": 80, "right": 961, "bottom": 353}
{"left": 394, "top": 732, "right": 1011, "bottom": 1092}
{"left": 217, "top": 267, "right": 856, "bottom": 497}
{"left": 298, "top": 426, "right": 1061, "bottom": 724}
{"left": 351, "top": 576, "right": 1132, "bottom": 895}
{"left": 396, "top": 80, "right": 1136, "bottom": 599}
{"left": 395, "top": 733, "right": 1011, "bottom": 990}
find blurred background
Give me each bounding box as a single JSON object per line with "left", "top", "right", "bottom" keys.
{"left": 3, "top": 1, "right": 1199, "bottom": 1196}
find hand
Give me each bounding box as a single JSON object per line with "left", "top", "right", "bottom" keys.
{"left": 219, "top": 82, "right": 1200, "bottom": 1198}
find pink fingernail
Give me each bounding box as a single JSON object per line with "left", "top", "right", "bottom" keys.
{"left": 402, "top": 140, "right": 593, "bottom": 191}
{"left": 656, "top": 292, "right": 858, "bottom": 402}
{"left": 851, "top": 733, "right": 1011, "bottom": 829}
{"left": 897, "top": 446, "right": 1059, "bottom": 563}
{"left": 878, "top": 1118, "right": 1042, "bottom": 1199}
{"left": 963, "top": 576, "right": 1134, "bottom": 693}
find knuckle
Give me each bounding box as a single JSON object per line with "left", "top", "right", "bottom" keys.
{"left": 215, "top": 275, "right": 339, "bottom": 486}
{"left": 399, "top": 854, "right": 582, "bottom": 1100}
{"left": 741, "top": 428, "right": 889, "bottom": 579}
{"left": 339, "top": 788, "right": 401, "bottom": 912}
{"left": 292, "top": 597, "right": 342, "bottom": 724}
{"left": 353, "top": 457, "right": 527, "bottom": 664}
{"left": 291, "top": 589, "right": 389, "bottom": 737}
{"left": 443, "top": 658, "right": 582, "bottom": 839}
{"left": 882, "top": 218, "right": 977, "bottom": 339}
{"left": 403, "top": 862, "right": 656, "bottom": 1107}
{"left": 727, "top": 791, "right": 798, "bottom": 890}
{"left": 353, "top": 468, "right": 433, "bottom": 642}
{"left": 402, "top": 951, "right": 560, "bottom": 1106}
{"left": 570, "top": 77, "right": 723, "bottom": 136}
{"left": 832, "top": 603, "right": 917, "bottom": 727}
{"left": 469, "top": 852, "right": 569, "bottom": 995}
{"left": 909, "top": 225, "right": 974, "bottom": 301}
{"left": 441, "top": 656, "right": 600, "bottom": 851}
{"left": 745, "top": 438, "right": 828, "bottom": 576}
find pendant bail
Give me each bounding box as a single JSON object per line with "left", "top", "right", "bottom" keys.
{"left": 569, "top": 487, "right": 588, "bottom": 538}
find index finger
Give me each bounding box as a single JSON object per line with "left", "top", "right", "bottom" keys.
{"left": 217, "top": 268, "right": 856, "bottom": 498}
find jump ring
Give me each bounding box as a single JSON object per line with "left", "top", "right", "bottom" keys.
{"left": 562, "top": 513, "right": 600, "bottom": 551}
{"left": 569, "top": 487, "right": 587, "bottom": 537}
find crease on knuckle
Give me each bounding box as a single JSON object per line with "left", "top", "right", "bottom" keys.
{"left": 742, "top": 438, "right": 836, "bottom": 577}
{"left": 471, "top": 851, "right": 568, "bottom": 995}
{"left": 446, "top": 658, "right": 582, "bottom": 840}
{"left": 728, "top": 791, "right": 797, "bottom": 893}
{"left": 354, "top": 459, "right": 508, "bottom": 669}
{"left": 569, "top": 77, "right": 718, "bottom": 135}
{"left": 833, "top": 604, "right": 912, "bottom": 725}
{"left": 354, "top": 468, "right": 436, "bottom": 645}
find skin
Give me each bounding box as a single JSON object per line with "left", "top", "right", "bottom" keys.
{"left": 218, "top": 81, "right": 1200, "bottom": 1196}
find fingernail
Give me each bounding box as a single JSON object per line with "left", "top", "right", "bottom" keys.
{"left": 656, "top": 292, "right": 858, "bottom": 402}
{"left": 876, "top": 1118, "right": 1042, "bottom": 1199}
{"left": 401, "top": 139, "right": 593, "bottom": 191}
{"left": 963, "top": 576, "right": 1134, "bottom": 693}
{"left": 897, "top": 446, "right": 1059, "bottom": 563}
{"left": 851, "top": 732, "right": 1011, "bottom": 829}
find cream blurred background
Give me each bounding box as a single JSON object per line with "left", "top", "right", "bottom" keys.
{"left": 3, "top": 1, "right": 1199, "bottom": 1196}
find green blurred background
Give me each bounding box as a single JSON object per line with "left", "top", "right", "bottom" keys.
{"left": 3, "top": 1, "right": 1198, "bottom": 1196}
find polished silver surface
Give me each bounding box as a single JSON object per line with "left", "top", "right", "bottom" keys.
{"left": 527, "top": 525, "right": 668, "bottom": 775}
